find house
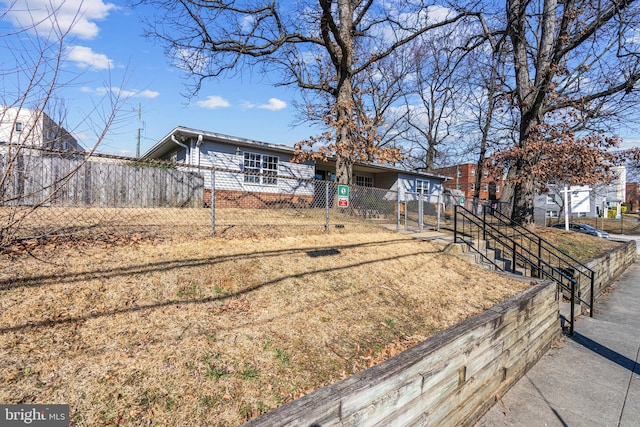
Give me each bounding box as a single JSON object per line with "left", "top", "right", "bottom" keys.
{"left": 0, "top": 106, "right": 81, "bottom": 153}
{"left": 535, "top": 166, "right": 627, "bottom": 222}
{"left": 432, "top": 163, "right": 505, "bottom": 201}
{"left": 142, "top": 126, "right": 449, "bottom": 207}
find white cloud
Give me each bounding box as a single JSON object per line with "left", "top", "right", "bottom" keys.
{"left": 66, "top": 45, "right": 113, "bottom": 70}
{"left": 91, "top": 86, "right": 159, "bottom": 99}
{"left": 115, "top": 88, "right": 160, "bottom": 99}
{"left": 241, "top": 15, "right": 256, "bottom": 32}
{"left": 134, "top": 90, "right": 160, "bottom": 99}
{"left": 243, "top": 98, "right": 287, "bottom": 111}
{"left": 4, "top": 0, "right": 116, "bottom": 40}
{"left": 196, "top": 96, "right": 231, "bottom": 109}
{"left": 259, "top": 98, "right": 287, "bottom": 111}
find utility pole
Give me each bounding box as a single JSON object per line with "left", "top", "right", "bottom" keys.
{"left": 136, "top": 103, "right": 142, "bottom": 158}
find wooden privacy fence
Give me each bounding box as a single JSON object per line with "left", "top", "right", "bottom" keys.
{"left": 0, "top": 154, "right": 204, "bottom": 208}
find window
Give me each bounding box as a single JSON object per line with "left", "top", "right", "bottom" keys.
{"left": 546, "top": 210, "right": 559, "bottom": 217}
{"left": 495, "top": 185, "right": 500, "bottom": 193}
{"left": 355, "top": 175, "right": 373, "bottom": 187}
{"left": 15, "top": 122, "right": 23, "bottom": 132}
{"left": 483, "top": 184, "right": 488, "bottom": 192}
{"left": 470, "top": 183, "right": 476, "bottom": 191}
{"left": 176, "top": 148, "right": 186, "bottom": 162}
{"left": 243, "top": 152, "right": 278, "bottom": 185}
{"left": 416, "top": 179, "right": 429, "bottom": 194}
{"left": 483, "top": 170, "right": 489, "bottom": 178}
{"left": 456, "top": 169, "right": 462, "bottom": 178}
{"left": 470, "top": 169, "right": 476, "bottom": 176}
{"left": 456, "top": 183, "right": 462, "bottom": 190}
{"left": 546, "top": 195, "right": 555, "bottom": 204}
{"left": 262, "top": 155, "right": 278, "bottom": 185}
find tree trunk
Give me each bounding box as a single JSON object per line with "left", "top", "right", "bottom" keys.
{"left": 425, "top": 142, "right": 436, "bottom": 171}
{"left": 334, "top": 0, "right": 355, "bottom": 186}
{"left": 335, "top": 80, "right": 353, "bottom": 185}
{"left": 511, "top": 172, "right": 535, "bottom": 224}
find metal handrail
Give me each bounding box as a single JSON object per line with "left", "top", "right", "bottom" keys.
{"left": 454, "top": 205, "right": 584, "bottom": 335}
{"left": 476, "top": 202, "right": 596, "bottom": 316}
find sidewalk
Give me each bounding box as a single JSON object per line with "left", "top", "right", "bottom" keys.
{"left": 477, "top": 260, "right": 640, "bottom": 427}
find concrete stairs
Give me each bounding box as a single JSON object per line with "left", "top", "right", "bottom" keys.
{"left": 446, "top": 238, "right": 525, "bottom": 276}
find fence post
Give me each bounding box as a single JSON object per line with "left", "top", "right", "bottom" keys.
{"left": 325, "top": 181, "right": 330, "bottom": 232}
{"left": 418, "top": 192, "right": 424, "bottom": 231}
{"left": 210, "top": 169, "right": 215, "bottom": 235}
{"left": 404, "top": 199, "right": 408, "bottom": 231}
{"left": 436, "top": 193, "right": 441, "bottom": 231}
{"left": 396, "top": 188, "right": 401, "bottom": 232}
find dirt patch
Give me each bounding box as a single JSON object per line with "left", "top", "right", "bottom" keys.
{"left": 1, "top": 229, "right": 532, "bottom": 426}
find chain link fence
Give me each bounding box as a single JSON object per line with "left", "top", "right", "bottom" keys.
{"left": 1, "top": 148, "right": 450, "bottom": 249}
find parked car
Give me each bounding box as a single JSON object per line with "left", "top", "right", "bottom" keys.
{"left": 551, "top": 223, "right": 610, "bottom": 238}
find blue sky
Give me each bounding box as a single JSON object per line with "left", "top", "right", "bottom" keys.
{"left": 2, "top": 0, "right": 318, "bottom": 156}
{"left": 2, "top": 0, "right": 638, "bottom": 157}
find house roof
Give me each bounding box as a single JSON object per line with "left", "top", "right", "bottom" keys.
{"left": 144, "top": 126, "right": 449, "bottom": 182}
{"left": 143, "top": 126, "right": 295, "bottom": 158}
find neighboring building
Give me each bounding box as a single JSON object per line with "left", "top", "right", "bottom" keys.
{"left": 432, "top": 163, "right": 505, "bottom": 201}
{"left": 626, "top": 182, "right": 640, "bottom": 213}
{"left": 143, "top": 126, "right": 448, "bottom": 207}
{"left": 535, "top": 166, "right": 627, "bottom": 222}
{"left": 0, "top": 106, "right": 81, "bottom": 152}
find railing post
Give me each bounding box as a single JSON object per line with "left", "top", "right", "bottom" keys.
{"left": 454, "top": 205, "right": 458, "bottom": 242}
{"left": 482, "top": 206, "right": 487, "bottom": 241}
{"left": 590, "top": 272, "right": 595, "bottom": 318}
{"left": 512, "top": 239, "right": 517, "bottom": 274}
{"left": 570, "top": 280, "right": 575, "bottom": 335}
{"left": 534, "top": 236, "right": 542, "bottom": 278}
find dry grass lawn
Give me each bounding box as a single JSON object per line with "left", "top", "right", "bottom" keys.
{"left": 0, "top": 227, "right": 533, "bottom": 426}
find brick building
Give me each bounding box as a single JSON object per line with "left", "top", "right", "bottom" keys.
{"left": 433, "top": 163, "right": 505, "bottom": 201}
{"left": 626, "top": 182, "right": 640, "bottom": 213}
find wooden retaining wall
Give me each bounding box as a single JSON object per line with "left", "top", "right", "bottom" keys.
{"left": 581, "top": 239, "right": 637, "bottom": 308}
{"left": 244, "top": 280, "right": 561, "bottom": 427}
{"left": 244, "top": 240, "right": 636, "bottom": 427}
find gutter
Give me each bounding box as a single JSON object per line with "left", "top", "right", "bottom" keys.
{"left": 171, "top": 133, "right": 189, "bottom": 162}
{"left": 196, "top": 134, "right": 203, "bottom": 169}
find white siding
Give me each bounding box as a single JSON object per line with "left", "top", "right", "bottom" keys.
{"left": 199, "top": 141, "right": 315, "bottom": 196}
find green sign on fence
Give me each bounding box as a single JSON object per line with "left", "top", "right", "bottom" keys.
{"left": 337, "top": 185, "right": 349, "bottom": 207}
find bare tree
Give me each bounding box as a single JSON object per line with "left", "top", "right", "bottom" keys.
{"left": 135, "top": 0, "right": 481, "bottom": 184}
{"left": 1, "top": 3, "right": 125, "bottom": 250}
{"left": 462, "top": 29, "right": 513, "bottom": 200}
{"left": 495, "top": 0, "right": 640, "bottom": 224}
{"left": 396, "top": 28, "right": 474, "bottom": 172}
